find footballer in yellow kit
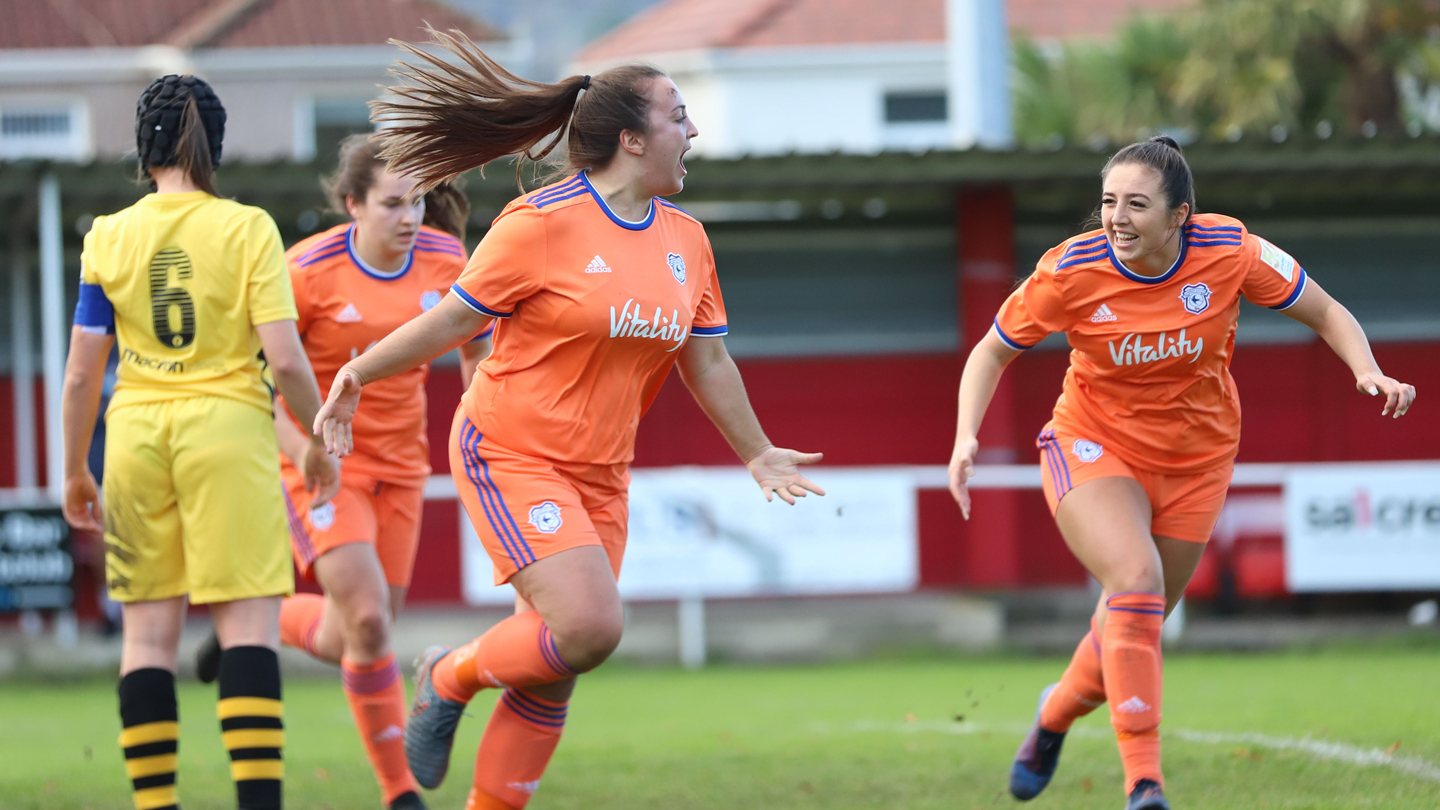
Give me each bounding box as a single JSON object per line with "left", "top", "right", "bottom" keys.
{"left": 79, "top": 190, "right": 297, "bottom": 603}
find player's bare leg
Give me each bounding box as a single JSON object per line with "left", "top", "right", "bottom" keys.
{"left": 297, "top": 543, "right": 423, "bottom": 807}
{"left": 211, "top": 596, "right": 285, "bottom": 810}
{"left": 1054, "top": 477, "right": 1171, "bottom": 808}
{"left": 408, "top": 546, "right": 621, "bottom": 802}
{"left": 118, "top": 598, "right": 186, "bottom": 810}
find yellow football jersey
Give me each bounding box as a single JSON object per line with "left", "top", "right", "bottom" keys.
{"left": 78, "top": 191, "right": 297, "bottom": 413}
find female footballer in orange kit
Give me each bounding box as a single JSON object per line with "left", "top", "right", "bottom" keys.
{"left": 950, "top": 136, "right": 1415, "bottom": 809}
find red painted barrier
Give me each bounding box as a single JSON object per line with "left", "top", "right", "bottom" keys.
{"left": 3, "top": 340, "right": 1435, "bottom": 606}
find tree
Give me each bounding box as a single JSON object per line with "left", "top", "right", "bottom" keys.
{"left": 1013, "top": 16, "right": 1192, "bottom": 148}
{"left": 1012, "top": 0, "right": 1440, "bottom": 145}
{"left": 1177, "top": 0, "right": 1440, "bottom": 137}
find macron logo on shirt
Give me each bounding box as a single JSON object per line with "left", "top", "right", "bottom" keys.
{"left": 585, "top": 255, "right": 612, "bottom": 274}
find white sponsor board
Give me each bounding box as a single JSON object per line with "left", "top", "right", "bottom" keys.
{"left": 1284, "top": 464, "right": 1440, "bottom": 592}
{"left": 462, "top": 467, "right": 917, "bottom": 605}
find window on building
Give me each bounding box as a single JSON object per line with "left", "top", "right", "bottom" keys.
{"left": 884, "top": 91, "right": 947, "bottom": 124}
{"left": 313, "top": 99, "right": 375, "bottom": 165}
{"left": 0, "top": 100, "right": 91, "bottom": 161}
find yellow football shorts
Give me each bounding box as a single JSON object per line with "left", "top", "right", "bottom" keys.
{"left": 102, "top": 396, "right": 294, "bottom": 604}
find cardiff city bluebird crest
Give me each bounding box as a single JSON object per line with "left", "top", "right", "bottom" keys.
{"left": 528, "top": 501, "right": 563, "bottom": 534}
{"left": 667, "top": 252, "right": 686, "bottom": 285}
{"left": 1072, "top": 439, "right": 1104, "bottom": 463}
{"left": 1179, "top": 282, "right": 1212, "bottom": 314}
{"left": 310, "top": 502, "right": 336, "bottom": 530}
{"left": 420, "top": 290, "right": 442, "bottom": 312}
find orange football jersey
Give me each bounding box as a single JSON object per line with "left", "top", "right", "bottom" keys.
{"left": 450, "top": 171, "right": 727, "bottom": 465}
{"left": 280, "top": 223, "right": 480, "bottom": 485}
{"left": 995, "top": 213, "right": 1307, "bottom": 473}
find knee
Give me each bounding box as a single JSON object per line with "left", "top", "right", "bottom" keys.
{"left": 551, "top": 609, "right": 624, "bottom": 673}
{"left": 344, "top": 605, "right": 391, "bottom": 657}
{"left": 1103, "top": 566, "right": 1164, "bottom": 598}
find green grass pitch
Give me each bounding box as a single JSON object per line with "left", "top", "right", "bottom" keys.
{"left": 3, "top": 646, "right": 1438, "bottom": 809}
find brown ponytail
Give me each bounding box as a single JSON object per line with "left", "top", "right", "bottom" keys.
{"left": 422, "top": 180, "right": 470, "bottom": 241}
{"left": 372, "top": 26, "right": 665, "bottom": 191}
{"left": 323, "top": 132, "right": 469, "bottom": 240}
{"left": 166, "top": 95, "right": 217, "bottom": 196}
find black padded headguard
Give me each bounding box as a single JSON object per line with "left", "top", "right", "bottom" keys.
{"left": 136, "top": 75, "right": 226, "bottom": 169}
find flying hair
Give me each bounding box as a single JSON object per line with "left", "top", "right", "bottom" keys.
{"left": 371, "top": 26, "right": 664, "bottom": 191}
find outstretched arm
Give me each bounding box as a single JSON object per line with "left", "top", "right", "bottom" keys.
{"left": 949, "top": 328, "right": 1024, "bottom": 519}
{"left": 315, "top": 295, "right": 492, "bottom": 454}
{"left": 1281, "top": 279, "right": 1415, "bottom": 418}
{"left": 676, "top": 335, "right": 824, "bottom": 504}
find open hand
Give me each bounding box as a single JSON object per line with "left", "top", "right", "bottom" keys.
{"left": 315, "top": 368, "right": 364, "bottom": 455}
{"left": 1355, "top": 372, "right": 1416, "bottom": 418}
{"left": 746, "top": 446, "right": 825, "bottom": 505}
{"left": 62, "top": 471, "right": 104, "bottom": 534}
{"left": 948, "top": 436, "right": 979, "bottom": 520}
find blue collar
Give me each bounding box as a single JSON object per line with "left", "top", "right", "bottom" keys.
{"left": 346, "top": 223, "right": 413, "bottom": 280}
{"left": 579, "top": 170, "right": 656, "bottom": 230}
{"left": 1107, "top": 229, "right": 1188, "bottom": 284}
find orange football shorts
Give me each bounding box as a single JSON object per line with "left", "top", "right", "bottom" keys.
{"left": 281, "top": 469, "right": 424, "bottom": 587}
{"left": 449, "top": 409, "right": 629, "bottom": 585}
{"left": 1036, "top": 428, "right": 1233, "bottom": 543}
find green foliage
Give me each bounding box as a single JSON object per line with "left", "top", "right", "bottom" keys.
{"left": 1012, "top": 0, "right": 1440, "bottom": 146}
{"left": 1014, "top": 16, "right": 1192, "bottom": 150}
{"left": 3, "top": 650, "right": 1439, "bottom": 808}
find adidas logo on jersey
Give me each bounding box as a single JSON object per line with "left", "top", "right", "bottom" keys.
{"left": 1090, "top": 304, "right": 1117, "bottom": 323}
{"left": 1116, "top": 696, "right": 1152, "bottom": 714}
{"left": 336, "top": 303, "right": 363, "bottom": 323}
{"left": 584, "top": 255, "right": 612, "bottom": 274}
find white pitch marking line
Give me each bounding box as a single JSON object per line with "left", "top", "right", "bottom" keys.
{"left": 822, "top": 722, "right": 1440, "bottom": 783}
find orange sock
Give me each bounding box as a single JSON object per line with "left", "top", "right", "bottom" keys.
{"left": 465, "top": 689, "right": 568, "bottom": 810}
{"left": 434, "top": 612, "right": 573, "bottom": 703}
{"left": 1102, "top": 592, "right": 1166, "bottom": 793}
{"left": 1039, "top": 619, "right": 1106, "bottom": 732}
{"left": 341, "top": 654, "right": 419, "bottom": 804}
{"left": 280, "top": 593, "right": 326, "bottom": 658}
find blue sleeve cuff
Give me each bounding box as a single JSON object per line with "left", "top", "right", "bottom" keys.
{"left": 470, "top": 323, "right": 495, "bottom": 341}
{"left": 690, "top": 324, "right": 728, "bottom": 337}
{"left": 1268, "top": 268, "right": 1308, "bottom": 311}
{"left": 992, "top": 318, "right": 1033, "bottom": 351}
{"left": 449, "top": 284, "right": 512, "bottom": 318}
{"left": 74, "top": 282, "right": 115, "bottom": 333}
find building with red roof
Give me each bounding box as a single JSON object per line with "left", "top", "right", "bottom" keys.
{"left": 0, "top": 0, "right": 508, "bottom": 162}
{"left": 571, "top": 0, "right": 1188, "bottom": 157}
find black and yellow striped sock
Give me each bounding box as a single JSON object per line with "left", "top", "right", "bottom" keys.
{"left": 216, "top": 646, "right": 284, "bottom": 810}
{"left": 118, "top": 668, "right": 180, "bottom": 810}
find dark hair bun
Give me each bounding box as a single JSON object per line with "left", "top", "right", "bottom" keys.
{"left": 1148, "top": 134, "right": 1182, "bottom": 154}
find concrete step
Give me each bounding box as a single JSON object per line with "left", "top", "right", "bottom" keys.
{"left": 0, "top": 593, "right": 1005, "bottom": 680}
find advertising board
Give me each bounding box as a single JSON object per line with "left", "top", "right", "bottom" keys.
{"left": 0, "top": 507, "right": 74, "bottom": 610}
{"left": 461, "top": 467, "right": 917, "bottom": 605}
{"left": 1284, "top": 464, "right": 1440, "bottom": 592}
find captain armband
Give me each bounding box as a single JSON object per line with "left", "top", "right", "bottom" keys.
{"left": 74, "top": 283, "right": 115, "bottom": 335}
